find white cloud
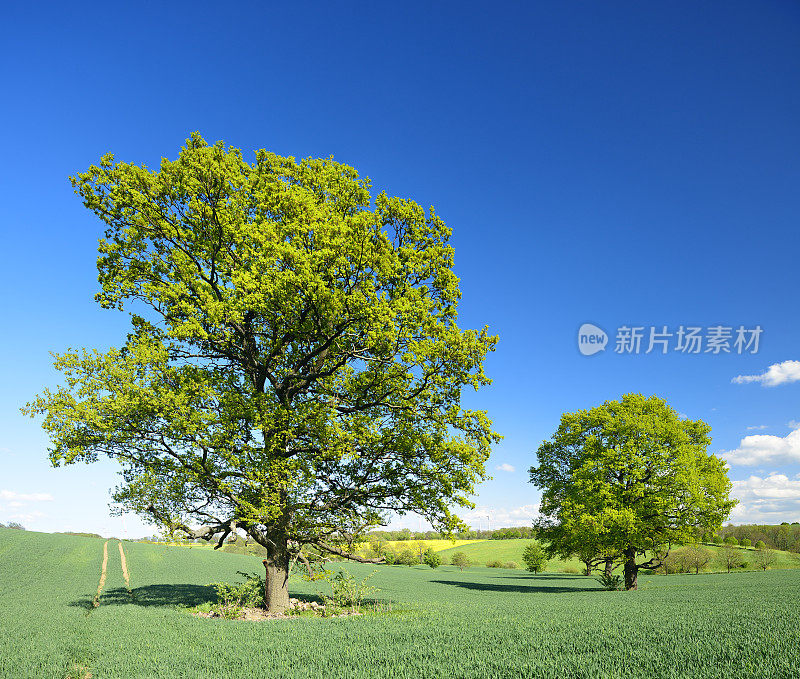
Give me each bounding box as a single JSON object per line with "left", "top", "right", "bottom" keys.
{"left": 721, "top": 425, "right": 800, "bottom": 466}
{"left": 0, "top": 490, "right": 54, "bottom": 502}
{"left": 386, "top": 503, "right": 542, "bottom": 531}
{"left": 729, "top": 474, "right": 800, "bottom": 523}
{"left": 746, "top": 425, "right": 769, "bottom": 430}
{"left": 461, "top": 504, "right": 540, "bottom": 528}
{"left": 732, "top": 360, "right": 800, "bottom": 387}
{"left": 4, "top": 511, "right": 46, "bottom": 525}
{"left": 495, "top": 463, "right": 516, "bottom": 473}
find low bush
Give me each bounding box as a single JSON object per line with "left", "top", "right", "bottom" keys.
{"left": 486, "top": 560, "right": 503, "bottom": 568}
{"left": 596, "top": 572, "right": 623, "bottom": 591}
{"left": 423, "top": 548, "right": 442, "bottom": 569}
{"left": 522, "top": 542, "right": 548, "bottom": 574}
{"left": 503, "top": 561, "right": 518, "bottom": 569}
{"left": 322, "top": 569, "right": 378, "bottom": 611}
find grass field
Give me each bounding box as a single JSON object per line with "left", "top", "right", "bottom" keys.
{"left": 2, "top": 527, "right": 800, "bottom": 678}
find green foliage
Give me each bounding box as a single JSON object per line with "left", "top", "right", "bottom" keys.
{"left": 23, "top": 134, "right": 500, "bottom": 582}
{"left": 720, "top": 545, "right": 747, "bottom": 573}
{"left": 755, "top": 540, "right": 767, "bottom": 550}
{"left": 754, "top": 549, "right": 777, "bottom": 572}
{"left": 504, "top": 561, "right": 518, "bottom": 569}
{"left": 522, "top": 542, "right": 548, "bottom": 574}
{"left": 486, "top": 560, "right": 503, "bottom": 568}
{"left": 450, "top": 551, "right": 470, "bottom": 571}
{"left": 741, "top": 538, "right": 752, "bottom": 548}
{"left": 423, "top": 548, "right": 442, "bottom": 569}
{"left": 596, "top": 571, "right": 623, "bottom": 591}
{"left": 530, "top": 394, "right": 736, "bottom": 588}
{"left": 664, "top": 548, "right": 692, "bottom": 574}
{"left": 686, "top": 546, "right": 713, "bottom": 574}
{"left": 390, "top": 545, "right": 418, "bottom": 566}
{"left": 712, "top": 535, "right": 723, "bottom": 544}
{"left": 212, "top": 571, "right": 265, "bottom": 609}
{"left": 316, "top": 569, "right": 378, "bottom": 612}
{"left": 724, "top": 536, "right": 739, "bottom": 546}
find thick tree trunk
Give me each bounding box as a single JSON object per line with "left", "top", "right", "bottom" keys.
{"left": 604, "top": 558, "right": 613, "bottom": 578}
{"left": 623, "top": 548, "right": 638, "bottom": 590}
{"left": 262, "top": 538, "right": 290, "bottom": 614}
{"left": 582, "top": 559, "right": 593, "bottom": 576}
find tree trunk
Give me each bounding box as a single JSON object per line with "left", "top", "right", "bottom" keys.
{"left": 604, "top": 558, "right": 613, "bottom": 578}
{"left": 623, "top": 548, "right": 638, "bottom": 590}
{"left": 262, "top": 538, "right": 290, "bottom": 614}
{"left": 582, "top": 559, "right": 593, "bottom": 576}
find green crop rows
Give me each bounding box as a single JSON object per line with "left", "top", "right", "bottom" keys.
{"left": 1, "top": 527, "right": 799, "bottom": 678}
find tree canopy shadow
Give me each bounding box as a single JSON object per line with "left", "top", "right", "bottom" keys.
{"left": 431, "top": 579, "right": 599, "bottom": 594}
{"left": 70, "top": 583, "right": 216, "bottom": 610}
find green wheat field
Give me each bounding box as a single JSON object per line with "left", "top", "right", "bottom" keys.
{"left": 2, "top": 527, "right": 799, "bottom": 679}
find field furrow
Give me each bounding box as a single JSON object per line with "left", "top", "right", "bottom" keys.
{"left": 92, "top": 540, "right": 109, "bottom": 608}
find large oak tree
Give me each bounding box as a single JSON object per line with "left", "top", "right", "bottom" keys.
{"left": 529, "top": 394, "right": 735, "bottom": 590}
{"left": 25, "top": 134, "right": 499, "bottom": 612}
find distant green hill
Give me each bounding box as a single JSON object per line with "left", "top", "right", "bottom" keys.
{"left": 438, "top": 539, "right": 583, "bottom": 571}
{"left": 438, "top": 538, "right": 800, "bottom": 573}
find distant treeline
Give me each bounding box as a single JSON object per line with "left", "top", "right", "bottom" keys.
{"left": 710, "top": 524, "right": 800, "bottom": 553}
{"left": 367, "top": 527, "right": 536, "bottom": 541}
{"left": 59, "top": 532, "right": 104, "bottom": 539}
{"left": 131, "top": 523, "right": 800, "bottom": 555}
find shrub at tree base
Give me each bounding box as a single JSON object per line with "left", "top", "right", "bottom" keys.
{"left": 596, "top": 572, "right": 623, "bottom": 591}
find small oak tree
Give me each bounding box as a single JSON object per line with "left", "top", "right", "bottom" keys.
{"left": 24, "top": 134, "right": 499, "bottom": 613}
{"left": 720, "top": 545, "right": 746, "bottom": 573}
{"left": 423, "top": 548, "right": 442, "bottom": 569}
{"left": 753, "top": 548, "right": 777, "bottom": 571}
{"left": 530, "top": 394, "right": 736, "bottom": 590}
{"left": 686, "top": 545, "right": 712, "bottom": 574}
{"left": 450, "top": 552, "right": 470, "bottom": 571}
{"left": 522, "top": 542, "right": 548, "bottom": 573}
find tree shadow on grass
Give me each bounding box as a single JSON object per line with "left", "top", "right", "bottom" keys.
{"left": 70, "top": 584, "right": 217, "bottom": 610}
{"left": 431, "top": 579, "right": 599, "bottom": 594}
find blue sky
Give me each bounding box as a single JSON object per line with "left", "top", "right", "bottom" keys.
{"left": 1, "top": 2, "right": 799, "bottom": 537}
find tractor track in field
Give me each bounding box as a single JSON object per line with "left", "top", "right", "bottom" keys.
{"left": 91, "top": 540, "right": 109, "bottom": 608}
{"left": 118, "top": 541, "right": 133, "bottom": 599}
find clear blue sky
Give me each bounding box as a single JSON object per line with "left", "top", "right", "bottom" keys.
{"left": 1, "top": 2, "right": 799, "bottom": 537}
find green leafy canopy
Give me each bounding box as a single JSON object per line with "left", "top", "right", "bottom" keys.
{"left": 24, "top": 133, "right": 500, "bottom": 557}
{"left": 530, "top": 394, "right": 736, "bottom": 572}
